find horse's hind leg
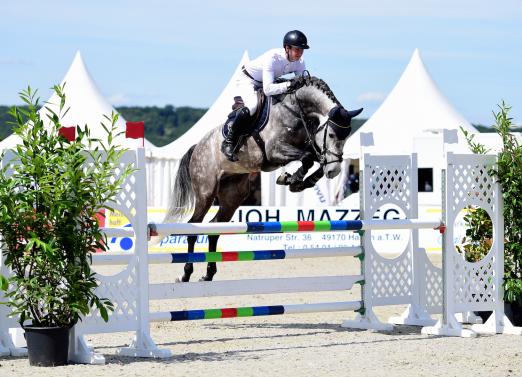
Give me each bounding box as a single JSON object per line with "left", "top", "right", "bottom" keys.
{"left": 178, "top": 189, "right": 217, "bottom": 282}
{"left": 200, "top": 174, "right": 253, "bottom": 281}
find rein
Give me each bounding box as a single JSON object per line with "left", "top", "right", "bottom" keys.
{"left": 292, "top": 92, "right": 344, "bottom": 167}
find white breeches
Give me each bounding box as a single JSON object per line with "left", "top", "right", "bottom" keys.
{"left": 234, "top": 75, "right": 259, "bottom": 114}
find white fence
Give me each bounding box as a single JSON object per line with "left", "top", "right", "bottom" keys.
{"left": 1, "top": 149, "right": 520, "bottom": 364}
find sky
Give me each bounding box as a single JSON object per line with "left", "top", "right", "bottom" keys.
{"left": 1, "top": 0, "right": 521, "bottom": 126}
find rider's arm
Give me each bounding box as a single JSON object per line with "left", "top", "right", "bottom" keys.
{"left": 262, "top": 57, "right": 291, "bottom": 96}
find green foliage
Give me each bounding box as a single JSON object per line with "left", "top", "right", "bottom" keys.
{"left": 2, "top": 105, "right": 207, "bottom": 146}
{"left": 473, "top": 123, "right": 522, "bottom": 133}
{"left": 0, "top": 85, "right": 134, "bottom": 327}
{"left": 0, "top": 106, "right": 31, "bottom": 142}
{"left": 456, "top": 207, "right": 492, "bottom": 263}
{"left": 2, "top": 104, "right": 369, "bottom": 147}
{"left": 462, "top": 102, "right": 522, "bottom": 304}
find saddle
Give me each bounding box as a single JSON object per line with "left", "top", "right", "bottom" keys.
{"left": 222, "top": 90, "right": 271, "bottom": 139}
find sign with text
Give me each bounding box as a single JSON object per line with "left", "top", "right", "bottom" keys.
{"left": 105, "top": 205, "right": 449, "bottom": 255}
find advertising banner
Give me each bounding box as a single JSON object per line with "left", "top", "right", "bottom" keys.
{"left": 105, "top": 205, "right": 457, "bottom": 255}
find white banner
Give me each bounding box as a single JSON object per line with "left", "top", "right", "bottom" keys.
{"left": 104, "top": 205, "right": 452, "bottom": 255}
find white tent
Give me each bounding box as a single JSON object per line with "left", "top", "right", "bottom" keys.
{"left": 152, "top": 51, "right": 250, "bottom": 159}
{"left": 146, "top": 51, "right": 250, "bottom": 207}
{"left": 0, "top": 51, "right": 156, "bottom": 151}
{"left": 332, "top": 49, "right": 482, "bottom": 206}
{"left": 343, "top": 48, "right": 477, "bottom": 158}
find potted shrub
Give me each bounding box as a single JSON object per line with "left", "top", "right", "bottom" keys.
{"left": 0, "top": 85, "right": 133, "bottom": 366}
{"left": 461, "top": 102, "right": 522, "bottom": 325}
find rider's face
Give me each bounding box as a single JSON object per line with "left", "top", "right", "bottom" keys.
{"left": 286, "top": 46, "right": 304, "bottom": 62}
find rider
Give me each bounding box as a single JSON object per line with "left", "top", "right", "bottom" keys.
{"left": 221, "top": 30, "right": 309, "bottom": 162}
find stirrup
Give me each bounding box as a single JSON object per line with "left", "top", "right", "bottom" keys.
{"left": 221, "top": 142, "right": 239, "bottom": 162}
{"left": 225, "top": 151, "right": 239, "bottom": 162}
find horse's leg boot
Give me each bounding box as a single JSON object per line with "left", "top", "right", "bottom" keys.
{"left": 221, "top": 107, "right": 251, "bottom": 162}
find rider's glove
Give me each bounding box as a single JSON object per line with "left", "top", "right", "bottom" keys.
{"left": 287, "top": 76, "right": 307, "bottom": 93}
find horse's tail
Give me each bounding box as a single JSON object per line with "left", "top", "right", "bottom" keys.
{"left": 164, "top": 145, "right": 196, "bottom": 223}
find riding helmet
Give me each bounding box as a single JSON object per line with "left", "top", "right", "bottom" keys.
{"left": 283, "top": 30, "right": 309, "bottom": 49}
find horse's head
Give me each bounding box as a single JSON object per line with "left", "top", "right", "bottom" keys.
{"left": 289, "top": 75, "right": 363, "bottom": 178}
{"left": 316, "top": 106, "right": 363, "bottom": 178}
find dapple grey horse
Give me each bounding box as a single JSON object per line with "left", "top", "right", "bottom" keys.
{"left": 165, "top": 75, "right": 362, "bottom": 282}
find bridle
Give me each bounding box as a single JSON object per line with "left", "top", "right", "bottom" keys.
{"left": 293, "top": 92, "right": 347, "bottom": 167}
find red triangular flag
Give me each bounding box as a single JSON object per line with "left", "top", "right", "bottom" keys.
{"left": 126, "top": 121, "right": 145, "bottom": 139}
{"left": 58, "top": 126, "right": 76, "bottom": 141}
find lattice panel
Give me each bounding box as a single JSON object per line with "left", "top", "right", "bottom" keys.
{"left": 447, "top": 155, "right": 501, "bottom": 314}
{"left": 367, "top": 164, "right": 411, "bottom": 214}
{"left": 82, "top": 153, "right": 139, "bottom": 224}
{"left": 423, "top": 261, "right": 443, "bottom": 313}
{"left": 83, "top": 259, "right": 140, "bottom": 326}
{"left": 78, "top": 150, "right": 142, "bottom": 332}
{"left": 113, "top": 169, "right": 138, "bottom": 222}
{"left": 450, "top": 163, "right": 496, "bottom": 214}
{"left": 453, "top": 252, "right": 497, "bottom": 305}
{"left": 370, "top": 251, "right": 413, "bottom": 299}
{"left": 105, "top": 158, "right": 139, "bottom": 224}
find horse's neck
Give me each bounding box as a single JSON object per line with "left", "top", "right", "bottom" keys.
{"left": 295, "top": 85, "right": 336, "bottom": 116}
{"left": 264, "top": 86, "right": 336, "bottom": 134}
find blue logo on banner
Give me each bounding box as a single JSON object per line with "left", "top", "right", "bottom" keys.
{"left": 110, "top": 223, "right": 133, "bottom": 251}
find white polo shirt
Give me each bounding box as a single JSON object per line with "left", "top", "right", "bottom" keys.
{"left": 243, "top": 48, "right": 306, "bottom": 96}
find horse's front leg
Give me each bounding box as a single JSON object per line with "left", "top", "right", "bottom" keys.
{"left": 275, "top": 151, "right": 315, "bottom": 186}
{"left": 289, "top": 165, "right": 325, "bottom": 192}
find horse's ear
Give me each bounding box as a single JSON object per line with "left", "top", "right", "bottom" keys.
{"left": 346, "top": 108, "right": 363, "bottom": 118}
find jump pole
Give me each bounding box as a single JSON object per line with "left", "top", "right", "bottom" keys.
{"left": 148, "top": 219, "right": 443, "bottom": 237}
{"left": 91, "top": 246, "right": 362, "bottom": 266}
{"left": 149, "top": 301, "right": 363, "bottom": 322}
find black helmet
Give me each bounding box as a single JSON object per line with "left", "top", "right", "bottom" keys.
{"left": 283, "top": 30, "right": 309, "bottom": 49}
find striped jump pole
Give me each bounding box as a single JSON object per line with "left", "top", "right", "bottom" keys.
{"left": 148, "top": 219, "right": 444, "bottom": 237}
{"left": 91, "top": 246, "right": 362, "bottom": 266}
{"left": 149, "top": 301, "right": 363, "bottom": 322}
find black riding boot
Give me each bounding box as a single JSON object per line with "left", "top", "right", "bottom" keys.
{"left": 221, "top": 107, "right": 250, "bottom": 162}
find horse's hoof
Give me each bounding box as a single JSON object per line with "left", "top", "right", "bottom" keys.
{"left": 199, "top": 276, "right": 211, "bottom": 282}
{"left": 289, "top": 183, "right": 305, "bottom": 192}
{"left": 276, "top": 172, "right": 291, "bottom": 185}
{"left": 175, "top": 275, "right": 184, "bottom": 283}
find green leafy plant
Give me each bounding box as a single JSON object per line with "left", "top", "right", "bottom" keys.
{"left": 0, "top": 85, "right": 134, "bottom": 328}
{"left": 456, "top": 207, "right": 492, "bottom": 263}
{"left": 462, "top": 102, "right": 522, "bottom": 304}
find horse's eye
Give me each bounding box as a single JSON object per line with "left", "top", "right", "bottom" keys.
{"left": 328, "top": 133, "right": 335, "bottom": 138}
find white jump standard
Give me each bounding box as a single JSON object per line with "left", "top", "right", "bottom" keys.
{"left": 1, "top": 149, "right": 520, "bottom": 365}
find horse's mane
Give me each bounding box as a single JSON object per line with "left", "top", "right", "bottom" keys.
{"left": 289, "top": 75, "right": 341, "bottom": 106}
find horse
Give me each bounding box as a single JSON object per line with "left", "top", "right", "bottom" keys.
{"left": 165, "top": 75, "right": 362, "bottom": 282}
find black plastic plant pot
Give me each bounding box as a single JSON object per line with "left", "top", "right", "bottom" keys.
{"left": 505, "top": 302, "right": 522, "bottom": 326}
{"left": 23, "top": 326, "right": 70, "bottom": 367}
{"left": 474, "top": 302, "right": 522, "bottom": 327}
